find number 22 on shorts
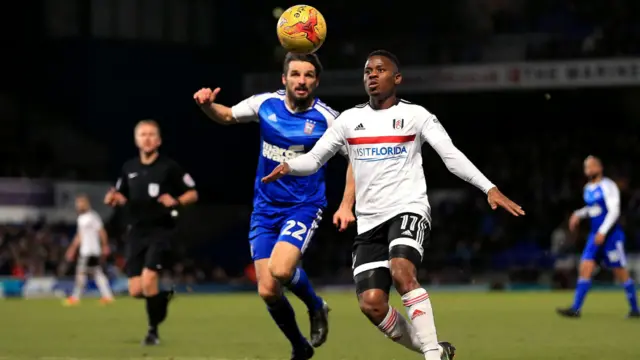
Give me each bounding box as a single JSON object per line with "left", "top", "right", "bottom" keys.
{"left": 281, "top": 220, "right": 308, "bottom": 241}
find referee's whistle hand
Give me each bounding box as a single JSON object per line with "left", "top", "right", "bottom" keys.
{"left": 104, "top": 188, "right": 126, "bottom": 207}
{"left": 158, "top": 194, "right": 179, "bottom": 207}
{"left": 261, "top": 163, "right": 291, "bottom": 184}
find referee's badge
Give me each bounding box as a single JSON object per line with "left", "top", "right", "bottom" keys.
{"left": 183, "top": 173, "right": 195, "bottom": 187}
{"left": 148, "top": 183, "right": 159, "bottom": 197}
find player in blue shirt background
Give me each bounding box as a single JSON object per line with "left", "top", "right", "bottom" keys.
{"left": 194, "top": 53, "right": 356, "bottom": 360}
{"left": 557, "top": 155, "right": 639, "bottom": 318}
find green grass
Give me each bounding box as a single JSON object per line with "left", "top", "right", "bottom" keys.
{"left": 0, "top": 291, "right": 639, "bottom": 360}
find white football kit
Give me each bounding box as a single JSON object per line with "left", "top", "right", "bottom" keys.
{"left": 70, "top": 210, "right": 114, "bottom": 301}
{"left": 286, "top": 100, "right": 497, "bottom": 360}
{"left": 286, "top": 100, "right": 495, "bottom": 234}
{"left": 76, "top": 210, "right": 104, "bottom": 270}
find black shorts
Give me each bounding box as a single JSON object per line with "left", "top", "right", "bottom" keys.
{"left": 76, "top": 255, "right": 101, "bottom": 273}
{"left": 352, "top": 212, "right": 430, "bottom": 290}
{"left": 124, "top": 229, "right": 174, "bottom": 278}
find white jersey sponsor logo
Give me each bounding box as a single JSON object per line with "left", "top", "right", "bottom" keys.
{"left": 262, "top": 141, "right": 303, "bottom": 163}
{"left": 355, "top": 145, "right": 408, "bottom": 161}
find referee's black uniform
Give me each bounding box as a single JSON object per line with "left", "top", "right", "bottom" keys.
{"left": 114, "top": 154, "right": 196, "bottom": 343}
{"left": 116, "top": 155, "right": 195, "bottom": 275}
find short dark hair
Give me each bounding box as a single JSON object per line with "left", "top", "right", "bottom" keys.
{"left": 367, "top": 50, "right": 400, "bottom": 72}
{"left": 283, "top": 52, "right": 323, "bottom": 77}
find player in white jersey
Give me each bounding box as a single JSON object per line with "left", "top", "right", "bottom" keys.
{"left": 64, "top": 194, "right": 114, "bottom": 305}
{"left": 262, "top": 50, "right": 525, "bottom": 360}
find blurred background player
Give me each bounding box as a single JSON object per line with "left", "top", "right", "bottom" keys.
{"left": 64, "top": 194, "right": 114, "bottom": 305}
{"left": 557, "top": 156, "right": 639, "bottom": 318}
{"left": 262, "top": 50, "right": 524, "bottom": 360}
{"left": 104, "top": 120, "right": 198, "bottom": 345}
{"left": 194, "top": 52, "right": 355, "bottom": 360}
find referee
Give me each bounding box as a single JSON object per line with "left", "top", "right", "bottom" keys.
{"left": 104, "top": 119, "right": 198, "bottom": 345}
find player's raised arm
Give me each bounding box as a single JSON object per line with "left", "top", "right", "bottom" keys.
{"left": 194, "top": 87, "right": 267, "bottom": 125}
{"left": 420, "top": 112, "right": 525, "bottom": 216}
{"left": 194, "top": 87, "right": 234, "bottom": 124}
{"left": 597, "top": 179, "right": 621, "bottom": 235}
{"left": 261, "top": 123, "right": 347, "bottom": 183}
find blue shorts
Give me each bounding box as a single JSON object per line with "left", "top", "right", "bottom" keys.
{"left": 581, "top": 228, "right": 627, "bottom": 268}
{"left": 249, "top": 205, "right": 324, "bottom": 261}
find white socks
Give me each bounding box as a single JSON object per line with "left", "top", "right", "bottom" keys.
{"left": 94, "top": 268, "right": 114, "bottom": 299}
{"left": 72, "top": 269, "right": 114, "bottom": 300}
{"left": 377, "top": 306, "right": 422, "bottom": 353}
{"left": 402, "top": 288, "right": 440, "bottom": 360}
{"left": 72, "top": 273, "right": 87, "bottom": 299}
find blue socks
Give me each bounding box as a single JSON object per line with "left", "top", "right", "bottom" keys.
{"left": 571, "top": 278, "right": 639, "bottom": 313}
{"left": 264, "top": 267, "right": 322, "bottom": 348}
{"left": 267, "top": 296, "right": 306, "bottom": 347}
{"left": 285, "top": 267, "right": 324, "bottom": 311}
{"left": 571, "top": 278, "right": 592, "bottom": 311}
{"left": 623, "top": 279, "right": 639, "bottom": 312}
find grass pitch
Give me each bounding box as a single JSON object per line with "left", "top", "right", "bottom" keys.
{"left": 0, "top": 291, "right": 638, "bottom": 360}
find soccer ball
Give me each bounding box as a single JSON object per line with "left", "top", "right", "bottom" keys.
{"left": 276, "top": 5, "right": 327, "bottom": 54}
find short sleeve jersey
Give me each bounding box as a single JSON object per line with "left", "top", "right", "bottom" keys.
{"left": 116, "top": 155, "right": 196, "bottom": 230}
{"left": 231, "top": 90, "right": 341, "bottom": 209}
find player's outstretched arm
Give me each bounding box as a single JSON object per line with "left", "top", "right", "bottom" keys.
{"left": 195, "top": 88, "right": 265, "bottom": 125}
{"left": 431, "top": 140, "right": 525, "bottom": 216}
{"left": 262, "top": 125, "right": 346, "bottom": 183}
{"left": 420, "top": 113, "right": 524, "bottom": 216}
{"left": 194, "top": 87, "right": 236, "bottom": 125}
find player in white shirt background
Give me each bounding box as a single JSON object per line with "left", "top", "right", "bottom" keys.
{"left": 64, "top": 194, "right": 114, "bottom": 305}
{"left": 262, "top": 50, "right": 525, "bottom": 360}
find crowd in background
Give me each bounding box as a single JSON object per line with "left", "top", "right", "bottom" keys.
{"left": 3, "top": 122, "right": 640, "bottom": 286}
{"left": 261, "top": 0, "right": 640, "bottom": 68}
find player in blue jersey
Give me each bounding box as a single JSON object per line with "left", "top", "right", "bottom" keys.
{"left": 557, "top": 156, "right": 639, "bottom": 318}
{"left": 194, "top": 53, "right": 356, "bottom": 360}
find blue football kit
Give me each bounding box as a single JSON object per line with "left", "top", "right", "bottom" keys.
{"left": 230, "top": 90, "right": 340, "bottom": 351}
{"left": 567, "top": 177, "right": 638, "bottom": 315}
{"left": 579, "top": 177, "right": 626, "bottom": 267}
{"left": 231, "top": 90, "right": 341, "bottom": 261}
